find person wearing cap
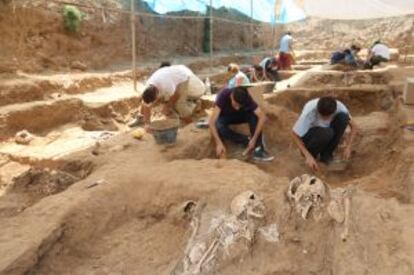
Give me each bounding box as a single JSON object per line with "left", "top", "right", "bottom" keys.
{"left": 209, "top": 86, "right": 274, "bottom": 162}
{"left": 226, "top": 63, "right": 250, "bottom": 88}
{"left": 291, "top": 96, "right": 358, "bottom": 171}
{"left": 278, "top": 32, "right": 295, "bottom": 70}
{"left": 365, "top": 40, "right": 390, "bottom": 69}
{"left": 140, "top": 65, "right": 206, "bottom": 126}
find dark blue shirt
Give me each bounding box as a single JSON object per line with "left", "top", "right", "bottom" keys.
{"left": 215, "top": 88, "right": 258, "bottom": 116}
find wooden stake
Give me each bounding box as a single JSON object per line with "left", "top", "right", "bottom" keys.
{"left": 131, "top": 0, "right": 137, "bottom": 91}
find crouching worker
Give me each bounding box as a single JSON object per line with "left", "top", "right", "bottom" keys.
{"left": 227, "top": 63, "right": 250, "bottom": 88}
{"left": 364, "top": 40, "right": 390, "bottom": 69}
{"left": 141, "top": 65, "right": 205, "bottom": 126}
{"left": 291, "top": 96, "right": 357, "bottom": 171}
{"left": 209, "top": 86, "right": 274, "bottom": 161}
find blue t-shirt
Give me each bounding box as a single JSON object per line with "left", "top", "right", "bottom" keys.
{"left": 215, "top": 88, "right": 258, "bottom": 116}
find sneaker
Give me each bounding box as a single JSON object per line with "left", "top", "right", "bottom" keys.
{"left": 128, "top": 116, "right": 144, "bottom": 128}
{"left": 253, "top": 147, "right": 274, "bottom": 162}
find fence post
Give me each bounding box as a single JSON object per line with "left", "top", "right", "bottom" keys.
{"left": 209, "top": 0, "right": 213, "bottom": 74}
{"left": 131, "top": 0, "right": 137, "bottom": 91}
{"left": 250, "top": 0, "right": 254, "bottom": 52}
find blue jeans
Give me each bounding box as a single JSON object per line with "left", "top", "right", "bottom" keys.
{"left": 302, "top": 112, "right": 349, "bottom": 161}
{"left": 216, "top": 111, "right": 263, "bottom": 149}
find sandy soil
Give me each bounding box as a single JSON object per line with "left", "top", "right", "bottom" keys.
{"left": 0, "top": 72, "right": 410, "bottom": 274}
{"left": 0, "top": 4, "right": 413, "bottom": 271}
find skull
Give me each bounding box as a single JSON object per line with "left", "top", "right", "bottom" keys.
{"left": 287, "top": 174, "right": 327, "bottom": 219}
{"left": 230, "top": 191, "right": 265, "bottom": 220}
{"left": 15, "top": 130, "right": 34, "bottom": 145}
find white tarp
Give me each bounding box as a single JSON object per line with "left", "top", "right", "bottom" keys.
{"left": 304, "top": 0, "right": 414, "bottom": 20}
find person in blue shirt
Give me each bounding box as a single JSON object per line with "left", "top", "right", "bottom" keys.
{"left": 330, "top": 45, "right": 361, "bottom": 67}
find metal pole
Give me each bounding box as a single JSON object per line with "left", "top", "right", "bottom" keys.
{"left": 271, "top": 23, "right": 276, "bottom": 56}
{"left": 209, "top": 0, "right": 213, "bottom": 74}
{"left": 250, "top": 0, "right": 253, "bottom": 52}
{"left": 131, "top": 0, "right": 137, "bottom": 91}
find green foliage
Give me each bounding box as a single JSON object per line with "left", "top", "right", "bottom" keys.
{"left": 63, "top": 5, "right": 85, "bottom": 33}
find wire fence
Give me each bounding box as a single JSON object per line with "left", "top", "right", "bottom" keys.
{"left": 37, "top": 0, "right": 279, "bottom": 88}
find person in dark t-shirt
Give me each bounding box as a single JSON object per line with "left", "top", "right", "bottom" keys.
{"left": 209, "top": 86, "right": 273, "bottom": 161}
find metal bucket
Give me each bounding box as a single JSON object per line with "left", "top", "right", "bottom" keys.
{"left": 150, "top": 119, "right": 180, "bottom": 145}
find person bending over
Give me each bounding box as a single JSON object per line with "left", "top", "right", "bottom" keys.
{"left": 209, "top": 86, "right": 273, "bottom": 162}
{"left": 291, "top": 96, "right": 357, "bottom": 171}
{"left": 141, "top": 65, "right": 205, "bottom": 126}
{"left": 226, "top": 63, "right": 250, "bottom": 88}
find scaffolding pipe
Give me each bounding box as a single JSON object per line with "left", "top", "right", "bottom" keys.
{"left": 209, "top": 0, "right": 213, "bottom": 74}
{"left": 131, "top": 0, "right": 137, "bottom": 91}
{"left": 271, "top": 23, "right": 276, "bottom": 56}
{"left": 250, "top": 0, "right": 253, "bottom": 51}
{"left": 271, "top": 4, "right": 276, "bottom": 56}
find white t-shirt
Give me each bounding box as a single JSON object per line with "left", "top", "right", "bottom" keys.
{"left": 293, "top": 98, "right": 350, "bottom": 137}
{"left": 371, "top": 44, "right": 390, "bottom": 60}
{"left": 228, "top": 71, "right": 250, "bottom": 88}
{"left": 279, "top": 34, "right": 293, "bottom": 53}
{"left": 259, "top": 57, "right": 271, "bottom": 70}
{"left": 146, "top": 65, "right": 192, "bottom": 100}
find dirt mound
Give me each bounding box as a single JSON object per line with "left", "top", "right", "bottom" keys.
{"left": 0, "top": 2, "right": 274, "bottom": 74}
{"left": 287, "top": 15, "right": 414, "bottom": 53}
{"left": 293, "top": 70, "right": 392, "bottom": 88}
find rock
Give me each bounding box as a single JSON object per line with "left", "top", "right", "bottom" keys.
{"left": 71, "top": 61, "right": 88, "bottom": 71}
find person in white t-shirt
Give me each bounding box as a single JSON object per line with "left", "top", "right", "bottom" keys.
{"left": 365, "top": 40, "right": 390, "bottom": 69}
{"left": 291, "top": 96, "right": 358, "bottom": 171}
{"left": 226, "top": 63, "right": 250, "bottom": 88}
{"left": 141, "top": 65, "right": 205, "bottom": 126}
{"left": 278, "top": 32, "right": 295, "bottom": 70}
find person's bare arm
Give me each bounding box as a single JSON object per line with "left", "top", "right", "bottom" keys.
{"left": 166, "top": 89, "right": 180, "bottom": 108}
{"left": 209, "top": 106, "right": 226, "bottom": 157}
{"left": 291, "top": 130, "right": 319, "bottom": 171}
{"left": 247, "top": 107, "right": 267, "bottom": 151}
{"left": 141, "top": 104, "right": 152, "bottom": 124}
{"left": 343, "top": 118, "right": 358, "bottom": 160}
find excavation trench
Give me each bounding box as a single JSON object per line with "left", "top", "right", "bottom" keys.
{"left": 0, "top": 66, "right": 413, "bottom": 275}
{"left": 19, "top": 81, "right": 413, "bottom": 275}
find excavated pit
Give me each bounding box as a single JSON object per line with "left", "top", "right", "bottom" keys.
{"left": 167, "top": 84, "right": 409, "bottom": 201}
{"left": 0, "top": 158, "right": 94, "bottom": 218}
{"left": 0, "top": 66, "right": 413, "bottom": 275}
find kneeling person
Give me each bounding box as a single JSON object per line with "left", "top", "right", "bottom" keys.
{"left": 141, "top": 65, "right": 205, "bottom": 126}
{"left": 209, "top": 86, "right": 273, "bottom": 161}
{"left": 291, "top": 96, "right": 357, "bottom": 171}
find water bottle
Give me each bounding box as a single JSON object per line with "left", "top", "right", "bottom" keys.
{"left": 205, "top": 77, "right": 212, "bottom": 95}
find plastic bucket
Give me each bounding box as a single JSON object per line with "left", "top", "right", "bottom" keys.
{"left": 150, "top": 119, "right": 180, "bottom": 145}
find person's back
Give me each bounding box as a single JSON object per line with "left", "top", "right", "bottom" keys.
{"left": 365, "top": 41, "right": 390, "bottom": 69}
{"left": 330, "top": 51, "right": 346, "bottom": 64}
{"left": 279, "top": 33, "right": 293, "bottom": 53}
{"left": 371, "top": 43, "right": 390, "bottom": 60}
{"left": 228, "top": 71, "right": 250, "bottom": 88}
{"left": 146, "top": 65, "right": 192, "bottom": 100}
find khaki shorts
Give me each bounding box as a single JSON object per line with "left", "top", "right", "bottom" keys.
{"left": 174, "top": 74, "right": 206, "bottom": 118}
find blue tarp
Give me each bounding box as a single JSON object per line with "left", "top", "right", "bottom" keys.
{"left": 141, "top": 0, "right": 306, "bottom": 24}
